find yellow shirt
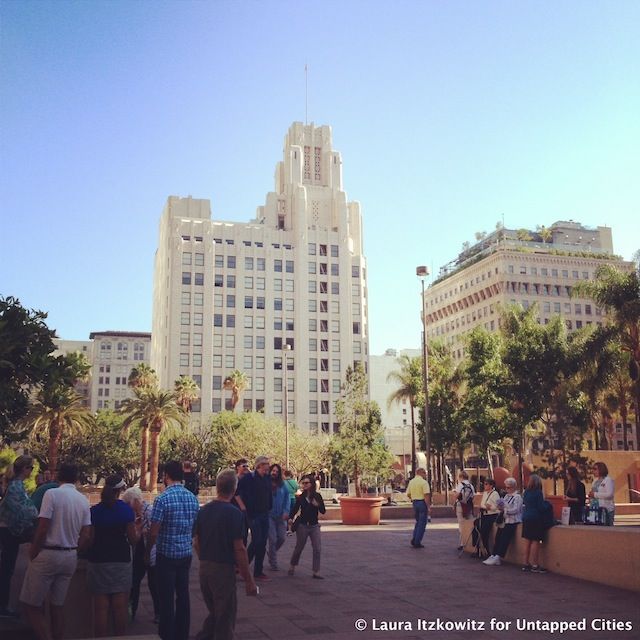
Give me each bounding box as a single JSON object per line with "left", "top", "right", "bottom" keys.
{"left": 407, "top": 476, "right": 430, "bottom": 501}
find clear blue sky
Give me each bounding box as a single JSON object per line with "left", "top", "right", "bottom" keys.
{"left": 1, "top": 1, "right": 638, "bottom": 355}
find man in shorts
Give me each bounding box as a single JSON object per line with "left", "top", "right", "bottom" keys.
{"left": 20, "top": 463, "right": 91, "bottom": 640}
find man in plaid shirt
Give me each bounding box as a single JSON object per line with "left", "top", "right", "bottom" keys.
{"left": 148, "top": 460, "right": 200, "bottom": 640}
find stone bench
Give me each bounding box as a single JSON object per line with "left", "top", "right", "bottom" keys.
{"left": 459, "top": 518, "right": 640, "bottom": 592}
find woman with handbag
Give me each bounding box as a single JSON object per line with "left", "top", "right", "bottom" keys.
{"left": 287, "top": 474, "right": 326, "bottom": 579}
{"left": 0, "top": 455, "right": 38, "bottom": 618}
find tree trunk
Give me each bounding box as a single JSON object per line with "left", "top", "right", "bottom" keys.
{"left": 354, "top": 456, "right": 361, "bottom": 498}
{"left": 486, "top": 447, "right": 494, "bottom": 478}
{"left": 139, "top": 425, "right": 149, "bottom": 491}
{"left": 149, "top": 425, "right": 161, "bottom": 494}
{"left": 410, "top": 403, "right": 416, "bottom": 477}
{"left": 621, "top": 398, "right": 629, "bottom": 451}
{"left": 48, "top": 421, "right": 61, "bottom": 474}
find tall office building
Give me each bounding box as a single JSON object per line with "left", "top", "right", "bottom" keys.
{"left": 423, "top": 220, "right": 635, "bottom": 450}
{"left": 53, "top": 331, "right": 151, "bottom": 412}
{"left": 152, "top": 122, "right": 369, "bottom": 432}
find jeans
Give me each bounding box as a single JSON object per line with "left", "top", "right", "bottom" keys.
{"left": 196, "top": 561, "right": 236, "bottom": 640}
{"left": 289, "top": 523, "right": 321, "bottom": 573}
{"left": 411, "top": 500, "right": 428, "bottom": 545}
{"left": 267, "top": 516, "right": 286, "bottom": 569}
{"left": 156, "top": 553, "right": 192, "bottom": 640}
{"left": 247, "top": 513, "right": 269, "bottom": 577}
{"left": 493, "top": 522, "right": 518, "bottom": 558}
{"left": 0, "top": 528, "right": 21, "bottom": 611}
{"left": 479, "top": 513, "right": 499, "bottom": 555}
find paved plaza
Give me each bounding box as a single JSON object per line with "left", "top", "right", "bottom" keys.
{"left": 123, "top": 519, "right": 638, "bottom": 640}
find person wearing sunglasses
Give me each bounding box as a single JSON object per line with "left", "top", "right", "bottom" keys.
{"left": 287, "top": 474, "right": 326, "bottom": 579}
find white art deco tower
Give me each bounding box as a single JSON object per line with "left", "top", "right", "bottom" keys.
{"left": 152, "top": 122, "right": 369, "bottom": 433}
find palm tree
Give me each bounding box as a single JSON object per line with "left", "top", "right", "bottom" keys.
{"left": 536, "top": 225, "right": 553, "bottom": 243}
{"left": 223, "top": 370, "right": 249, "bottom": 411}
{"left": 574, "top": 264, "right": 640, "bottom": 448}
{"left": 516, "top": 228, "right": 533, "bottom": 242}
{"left": 128, "top": 363, "right": 158, "bottom": 390}
{"left": 20, "top": 386, "right": 94, "bottom": 473}
{"left": 174, "top": 376, "right": 200, "bottom": 414}
{"left": 387, "top": 354, "right": 423, "bottom": 476}
{"left": 121, "top": 388, "right": 186, "bottom": 492}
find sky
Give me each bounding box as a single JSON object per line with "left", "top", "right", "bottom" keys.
{"left": 1, "top": 0, "right": 639, "bottom": 355}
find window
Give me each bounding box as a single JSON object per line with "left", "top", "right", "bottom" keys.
{"left": 181, "top": 291, "right": 191, "bottom": 305}
{"left": 226, "top": 295, "right": 235, "bottom": 308}
{"left": 226, "top": 275, "right": 235, "bottom": 288}
{"left": 309, "top": 319, "right": 317, "bottom": 331}
{"left": 332, "top": 379, "right": 341, "bottom": 393}
{"left": 353, "top": 341, "right": 361, "bottom": 354}
{"left": 193, "top": 354, "right": 202, "bottom": 367}
{"left": 245, "top": 257, "right": 254, "bottom": 270}
{"left": 193, "top": 333, "right": 202, "bottom": 347}
{"left": 353, "top": 321, "right": 361, "bottom": 334}
{"left": 274, "top": 357, "right": 282, "bottom": 370}
{"left": 331, "top": 264, "right": 339, "bottom": 276}
{"left": 309, "top": 358, "right": 317, "bottom": 371}
{"left": 308, "top": 262, "right": 317, "bottom": 274}
{"left": 181, "top": 312, "right": 190, "bottom": 325}
{"left": 256, "top": 336, "right": 265, "bottom": 349}
{"left": 244, "top": 355, "right": 252, "bottom": 370}
{"left": 213, "top": 334, "right": 222, "bottom": 348}
{"left": 309, "top": 338, "right": 317, "bottom": 351}
{"left": 193, "top": 313, "right": 203, "bottom": 326}
{"left": 274, "top": 259, "right": 282, "bottom": 272}
{"left": 180, "top": 332, "right": 189, "bottom": 346}
{"left": 332, "top": 359, "right": 340, "bottom": 372}
{"left": 215, "top": 274, "right": 223, "bottom": 287}
{"left": 195, "top": 253, "right": 204, "bottom": 266}
{"left": 331, "top": 282, "right": 339, "bottom": 295}
{"left": 331, "top": 245, "right": 339, "bottom": 257}
{"left": 256, "top": 356, "right": 265, "bottom": 369}
{"left": 332, "top": 339, "right": 340, "bottom": 352}
{"left": 180, "top": 353, "right": 189, "bottom": 367}
{"left": 274, "top": 337, "right": 283, "bottom": 350}
{"left": 181, "top": 252, "right": 193, "bottom": 266}
{"left": 256, "top": 296, "right": 265, "bottom": 309}
{"left": 320, "top": 339, "right": 328, "bottom": 351}
{"left": 225, "top": 355, "right": 235, "bottom": 368}
{"left": 309, "top": 379, "right": 318, "bottom": 392}
{"left": 285, "top": 279, "right": 294, "bottom": 292}
{"left": 286, "top": 260, "right": 294, "bottom": 273}
{"left": 319, "top": 244, "right": 327, "bottom": 256}
{"left": 308, "top": 243, "right": 316, "bottom": 255}
{"left": 274, "top": 298, "right": 282, "bottom": 311}
{"left": 215, "top": 255, "right": 224, "bottom": 268}
{"left": 212, "top": 398, "right": 222, "bottom": 412}
{"left": 320, "top": 301, "right": 328, "bottom": 313}
{"left": 319, "top": 282, "right": 327, "bottom": 294}
{"left": 254, "top": 377, "right": 265, "bottom": 391}
{"left": 321, "top": 359, "right": 329, "bottom": 371}
{"left": 320, "top": 319, "right": 328, "bottom": 332}
{"left": 244, "top": 276, "right": 253, "bottom": 289}
{"left": 309, "top": 300, "right": 317, "bottom": 312}
{"left": 244, "top": 315, "right": 253, "bottom": 329}
{"left": 243, "top": 398, "right": 252, "bottom": 412}
{"left": 194, "top": 292, "right": 203, "bottom": 306}
{"left": 575, "top": 303, "right": 582, "bottom": 315}
{"left": 226, "top": 315, "right": 235, "bottom": 328}
{"left": 256, "top": 277, "right": 265, "bottom": 290}
{"left": 182, "top": 272, "right": 191, "bottom": 285}
{"left": 244, "top": 335, "right": 253, "bottom": 349}
{"left": 308, "top": 281, "right": 317, "bottom": 293}
{"left": 274, "top": 278, "right": 282, "bottom": 292}
{"left": 245, "top": 296, "right": 253, "bottom": 308}
{"left": 320, "top": 379, "right": 329, "bottom": 393}
{"left": 274, "top": 378, "right": 283, "bottom": 392}
{"left": 257, "top": 258, "right": 265, "bottom": 271}
{"left": 319, "top": 263, "right": 327, "bottom": 275}
{"left": 331, "top": 319, "right": 340, "bottom": 332}
{"left": 309, "top": 400, "right": 318, "bottom": 414}
{"left": 214, "top": 314, "right": 223, "bottom": 327}
{"left": 255, "top": 399, "right": 265, "bottom": 412}
{"left": 194, "top": 273, "right": 204, "bottom": 286}
{"left": 352, "top": 265, "right": 360, "bottom": 278}
{"left": 321, "top": 401, "right": 329, "bottom": 414}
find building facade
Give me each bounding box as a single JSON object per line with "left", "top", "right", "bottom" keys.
{"left": 54, "top": 332, "right": 151, "bottom": 412}
{"left": 152, "top": 122, "right": 369, "bottom": 432}
{"left": 423, "top": 220, "right": 635, "bottom": 450}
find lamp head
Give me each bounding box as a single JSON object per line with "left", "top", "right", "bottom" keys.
{"left": 416, "top": 266, "right": 429, "bottom": 277}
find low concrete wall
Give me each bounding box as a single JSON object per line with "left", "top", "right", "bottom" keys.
{"left": 460, "top": 518, "right": 640, "bottom": 592}
{"left": 319, "top": 504, "right": 456, "bottom": 521}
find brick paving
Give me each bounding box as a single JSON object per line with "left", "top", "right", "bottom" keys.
{"left": 124, "top": 519, "right": 638, "bottom": 640}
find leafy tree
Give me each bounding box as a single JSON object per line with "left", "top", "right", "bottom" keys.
{"left": 121, "top": 388, "right": 186, "bottom": 492}
{"left": 223, "top": 370, "right": 248, "bottom": 411}
{"left": 516, "top": 228, "right": 533, "bottom": 242}
{"left": 573, "top": 263, "right": 640, "bottom": 448}
{"left": 0, "top": 296, "right": 58, "bottom": 440}
{"left": 386, "top": 354, "right": 423, "bottom": 475}
{"left": 536, "top": 225, "right": 553, "bottom": 243}
{"left": 208, "top": 412, "right": 328, "bottom": 476}
{"left": 604, "top": 350, "right": 635, "bottom": 451}
{"left": 174, "top": 375, "right": 200, "bottom": 413}
{"left": 332, "top": 364, "right": 393, "bottom": 496}
{"left": 18, "top": 384, "right": 94, "bottom": 473}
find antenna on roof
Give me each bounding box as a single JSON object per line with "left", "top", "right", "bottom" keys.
{"left": 305, "top": 63, "right": 308, "bottom": 125}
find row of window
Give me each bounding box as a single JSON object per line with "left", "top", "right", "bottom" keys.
{"left": 308, "top": 243, "right": 339, "bottom": 257}
{"left": 508, "top": 265, "right": 591, "bottom": 279}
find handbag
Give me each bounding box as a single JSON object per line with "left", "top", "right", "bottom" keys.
{"left": 290, "top": 516, "right": 301, "bottom": 533}
{"left": 495, "top": 512, "right": 505, "bottom": 528}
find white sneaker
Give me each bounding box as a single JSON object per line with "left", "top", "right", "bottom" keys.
{"left": 483, "top": 555, "right": 501, "bottom": 566}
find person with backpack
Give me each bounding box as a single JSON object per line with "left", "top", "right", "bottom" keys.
{"left": 452, "top": 471, "right": 475, "bottom": 550}
{"left": 521, "top": 474, "right": 548, "bottom": 573}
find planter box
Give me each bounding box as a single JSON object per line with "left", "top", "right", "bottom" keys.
{"left": 339, "top": 496, "right": 385, "bottom": 525}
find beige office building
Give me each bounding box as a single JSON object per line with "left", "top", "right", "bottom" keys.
{"left": 152, "top": 122, "right": 369, "bottom": 432}
{"left": 423, "top": 220, "right": 635, "bottom": 450}
{"left": 54, "top": 332, "right": 151, "bottom": 412}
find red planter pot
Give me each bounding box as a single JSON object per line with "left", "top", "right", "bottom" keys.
{"left": 546, "top": 494, "right": 568, "bottom": 520}
{"left": 339, "top": 496, "right": 385, "bottom": 525}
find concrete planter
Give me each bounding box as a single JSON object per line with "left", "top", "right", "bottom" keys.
{"left": 546, "top": 494, "right": 568, "bottom": 520}
{"left": 339, "top": 496, "right": 385, "bottom": 525}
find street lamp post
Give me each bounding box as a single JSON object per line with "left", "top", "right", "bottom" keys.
{"left": 416, "top": 266, "right": 431, "bottom": 484}
{"left": 283, "top": 343, "right": 292, "bottom": 471}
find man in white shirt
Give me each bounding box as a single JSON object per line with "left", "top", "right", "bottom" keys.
{"left": 20, "top": 463, "right": 91, "bottom": 640}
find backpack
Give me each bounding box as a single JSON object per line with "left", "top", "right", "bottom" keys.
{"left": 541, "top": 500, "right": 556, "bottom": 530}
{"left": 457, "top": 481, "right": 475, "bottom": 517}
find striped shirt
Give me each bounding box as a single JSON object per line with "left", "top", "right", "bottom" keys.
{"left": 150, "top": 484, "right": 199, "bottom": 559}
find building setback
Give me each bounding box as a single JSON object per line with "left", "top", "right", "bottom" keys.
{"left": 152, "top": 122, "right": 369, "bottom": 433}
{"left": 423, "top": 220, "right": 635, "bottom": 450}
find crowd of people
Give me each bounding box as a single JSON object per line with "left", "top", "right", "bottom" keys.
{"left": 0, "top": 455, "right": 619, "bottom": 639}
{"left": 0, "top": 454, "right": 327, "bottom": 640}
{"left": 449, "top": 462, "right": 616, "bottom": 574}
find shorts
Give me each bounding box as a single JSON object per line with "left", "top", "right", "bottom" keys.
{"left": 20, "top": 549, "right": 78, "bottom": 607}
{"left": 87, "top": 561, "right": 132, "bottom": 594}
{"left": 521, "top": 519, "right": 545, "bottom": 542}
